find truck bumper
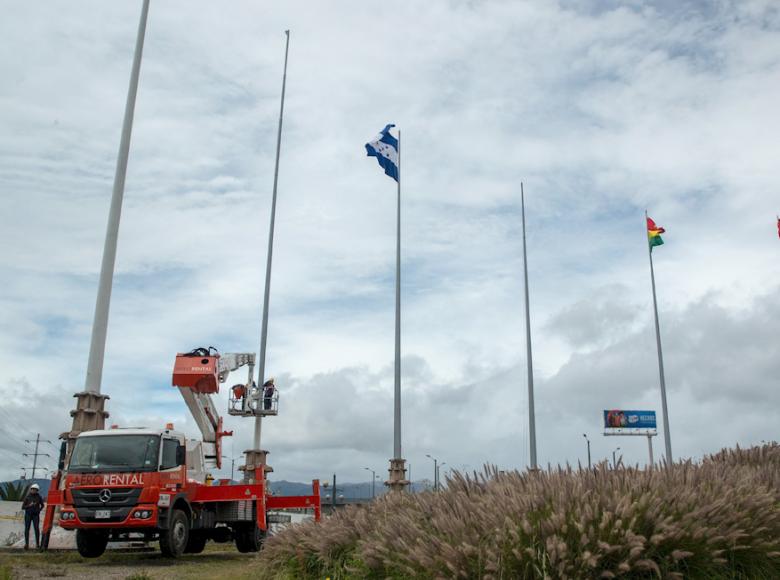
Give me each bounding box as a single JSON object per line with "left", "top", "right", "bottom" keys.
{"left": 59, "top": 504, "right": 159, "bottom": 529}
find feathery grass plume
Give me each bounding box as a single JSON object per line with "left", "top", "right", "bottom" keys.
{"left": 257, "top": 443, "right": 780, "bottom": 579}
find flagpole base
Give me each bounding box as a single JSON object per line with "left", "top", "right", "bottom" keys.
{"left": 240, "top": 449, "right": 273, "bottom": 483}
{"left": 385, "top": 457, "right": 409, "bottom": 492}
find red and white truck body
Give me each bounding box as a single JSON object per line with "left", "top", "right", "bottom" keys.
{"left": 42, "top": 350, "right": 320, "bottom": 557}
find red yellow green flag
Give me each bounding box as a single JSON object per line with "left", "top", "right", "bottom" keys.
{"left": 647, "top": 217, "right": 665, "bottom": 250}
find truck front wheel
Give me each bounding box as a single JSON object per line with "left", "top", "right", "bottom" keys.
{"left": 76, "top": 529, "right": 109, "bottom": 558}
{"left": 160, "top": 509, "right": 189, "bottom": 557}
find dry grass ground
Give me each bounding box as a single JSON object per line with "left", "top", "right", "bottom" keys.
{"left": 258, "top": 444, "right": 780, "bottom": 579}
{"left": 0, "top": 546, "right": 265, "bottom": 580}
{"left": 2, "top": 444, "right": 778, "bottom": 579}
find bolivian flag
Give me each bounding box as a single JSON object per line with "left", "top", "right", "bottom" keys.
{"left": 647, "top": 217, "right": 665, "bottom": 250}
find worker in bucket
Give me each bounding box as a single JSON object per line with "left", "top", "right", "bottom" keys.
{"left": 263, "top": 377, "right": 275, "bottom": 411}
{"left": 232, "top": 383, "right": 248, "bottom": 412}
{"left": 21, "top": 483, "right": 44, "bottom": 550}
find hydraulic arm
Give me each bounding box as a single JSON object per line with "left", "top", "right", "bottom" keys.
{"left": 172, "top": 347, "right": 255, "bottom": 469}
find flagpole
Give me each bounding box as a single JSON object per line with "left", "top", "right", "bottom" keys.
{"left": 84, "top": 0, "right": 150, "bottom": 395}
{"left": 521, "top": 183, "right": 538, "bottom": 470}
{"left": 254, "top": 30, "right": 290, "bottom": 452}
{"left": 646, "top": 210, "right": 673, "bottom": 464}
{"left": 394, "top": 130, "right": 402, "bottom": 460}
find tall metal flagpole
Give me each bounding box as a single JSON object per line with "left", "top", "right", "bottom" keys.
{"left": 385, "top": 128, "right": 406, "bottom": 491}
{"left": 254, "top": 30, "right": 290, "bottom": 451}
{"left": 646, "top": 210, "right": 673, "bottom": 463}
{"left": 521, "top": 183, "right": 538, "bottom": 470}
{"left": 84, "top": 0, "right": 150, "bottom": 395}
{"left": 394, "top": 130, "right": 402, "bottom": 460}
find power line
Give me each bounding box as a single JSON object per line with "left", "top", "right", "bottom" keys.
{"left": 22, "top": 434, "right": 51, "bottom": 480}
{"left": 0, "top": 406, "right": 39, "bottom": 440}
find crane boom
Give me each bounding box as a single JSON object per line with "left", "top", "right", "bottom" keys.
{"left": 172, "top": 348, "right": 256, "bottom": 469}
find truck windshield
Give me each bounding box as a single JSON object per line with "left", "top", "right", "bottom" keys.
{"left": 69, "top": 435, "right": 160, "bottom": 473}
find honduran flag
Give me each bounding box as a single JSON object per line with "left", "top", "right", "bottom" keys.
{"left": 365, "top": 124, "right": 399, "bottom": 182}
{"left": 647, "top": 217, "right": 665, "bottom": 250}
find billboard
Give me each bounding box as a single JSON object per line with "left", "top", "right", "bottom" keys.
{"left": 604, "top": 410, "right": 656, "bottom": 430}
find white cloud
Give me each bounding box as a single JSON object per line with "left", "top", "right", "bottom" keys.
{"left": 1, "top": 0, "right": 779, "bottom": 483}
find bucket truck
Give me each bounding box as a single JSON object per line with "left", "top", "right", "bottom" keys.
{"left": 41, "top": 347, "right": 320, "bottom": 558}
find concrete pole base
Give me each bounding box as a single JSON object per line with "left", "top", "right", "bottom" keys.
{"left": 385, "top": 457, "right": 409, "bottom": 492}
{"left": 240, "top": 449, "right": 273, "bottom": 483}
{"left": 61, "top": 391, "right": 110, "bottom": 442}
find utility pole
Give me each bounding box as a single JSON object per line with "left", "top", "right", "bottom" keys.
{"left": 612, "top": 447, "right": 621, "bottom": 469}
{"left": 23, "top": 434, "right": 52, "bottom": 480}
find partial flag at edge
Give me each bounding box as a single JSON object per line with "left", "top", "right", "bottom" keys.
{"left": 365, "top": 124, "right": 399, "bottom": 182}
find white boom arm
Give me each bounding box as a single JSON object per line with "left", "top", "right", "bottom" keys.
{"left": 176, "top": 352, "right": 256, "bottom": 470}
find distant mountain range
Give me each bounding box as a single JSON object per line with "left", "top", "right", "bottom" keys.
{"left": 268, "top": 479, "right": 433, "bottom": 499}
{"left": 0, "top": 478, "right": 433, "bottom": 501}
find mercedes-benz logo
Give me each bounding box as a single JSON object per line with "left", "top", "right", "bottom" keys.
{"left": 98, "top": 489, "right": 112, "bottom": 503}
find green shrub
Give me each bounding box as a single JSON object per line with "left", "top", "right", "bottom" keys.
{"left": 0, "top": 482, "right": 30, "bottom": 502}
{"left": 257, "top": 443, "right": 780, "bottom": 579}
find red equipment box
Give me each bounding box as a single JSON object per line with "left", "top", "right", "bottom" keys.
{"left": 172, "top": 354, "right": 219, "bottom": 393}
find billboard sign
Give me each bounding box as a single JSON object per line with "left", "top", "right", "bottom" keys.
{"left": 604, "top": 410, "right": 656, "bottom": 430}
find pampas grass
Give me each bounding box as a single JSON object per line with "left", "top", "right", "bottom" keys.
{"left": 258, "top": 443, "right": 780, "bottom": 579}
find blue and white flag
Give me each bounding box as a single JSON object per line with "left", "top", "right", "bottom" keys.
{"left": 365, "top": 124, "right": 399, "bottom": 182}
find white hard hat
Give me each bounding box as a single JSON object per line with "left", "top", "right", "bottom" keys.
{"left": 30, "top": 484, "right": 40, "bottom": 490}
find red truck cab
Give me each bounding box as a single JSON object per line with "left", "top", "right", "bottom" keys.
{"left": 50, "top": 426, "right": 319, "bottom": 558}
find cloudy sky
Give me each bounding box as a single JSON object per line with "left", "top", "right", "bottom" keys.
{"left": 1, "top": 0, "right": 778, "bottom": 485}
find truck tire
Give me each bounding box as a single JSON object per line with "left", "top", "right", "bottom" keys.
{"left": 184, "top": 531, "right": 207, "bottom": 554}
{"left": 76, "top": 529, "right": 109, "bottom": 558}
{"left": 160, "top": 509, "right": 189, "bottom": 557}
{"left": 234, "top": 522, "right": 265, "bottom": 553}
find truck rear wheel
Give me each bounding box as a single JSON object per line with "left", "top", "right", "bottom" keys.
{"left": 160, "top": 509, "right": 189, "bottom": 557}
{"left": 76, "top": 529, "right": 109, "bottom": 558}
{"left": 234, "top": 522, "right": 265, "bottom": 553}
{"left": 184, "top": 531, "right": 208, "bottom": 554}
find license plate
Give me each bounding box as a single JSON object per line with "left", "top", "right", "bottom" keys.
{"left": 95, "top": 510, "right": 111, "bottom": 519}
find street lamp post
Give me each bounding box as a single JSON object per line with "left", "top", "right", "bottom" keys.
{"left": 222, "top": 455, "right": 239, "bottom": 481}
{"left": 583, "top": 433, "right": 591, "bottom": 469}
{"left": 364, "top": 467, "right": 376, "bottom": 499}
{"left": 612, "top": 447, "right": 621, "bottom": 469}
{"left": 322, "top": 474, "right": 340, "bottom": 511}
{"left": 426, "top": 454, "right": 438, "bottom": 491}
